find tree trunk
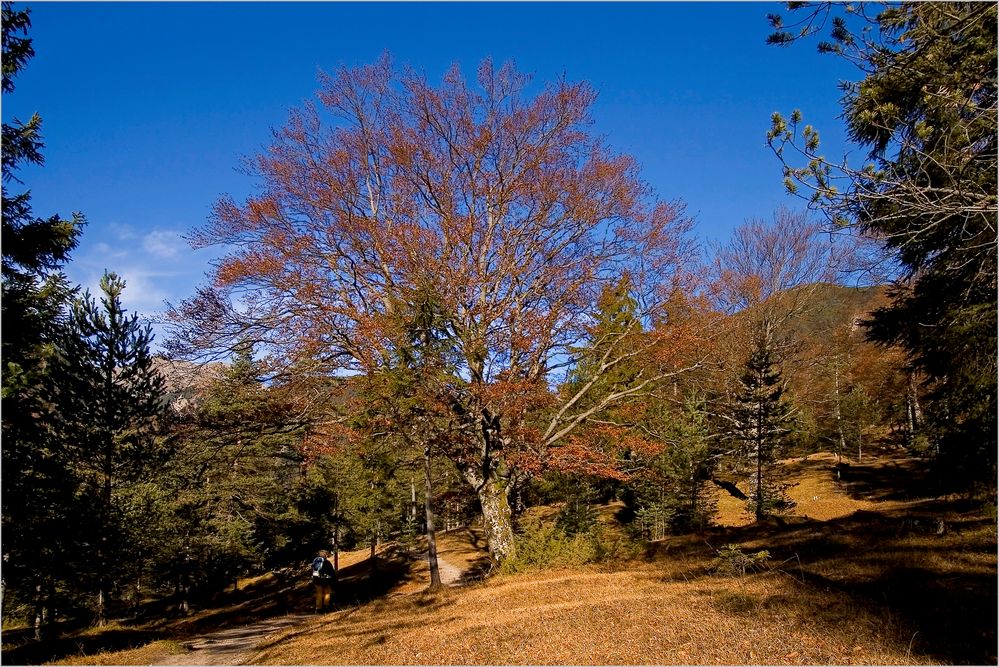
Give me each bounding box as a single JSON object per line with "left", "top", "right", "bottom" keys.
{"left": 755, "top": 410, "right": 765, "bottom": 522}
{"left": 179, "top": 539, "right": 191, "bottom": 615}
{"left": 411, "top": 479, "right": 418, "bottom": 522}
{"left": 833, "top": 361, "right": 846, "bottom": 463}
{"left": 905, "top": 372, "right": 923, "bottom": 447}
{"left": 909, "top": 373, "right": 923, "bottom": 425}
{"left": 33, "top": 581, "right": 43, "bottom": 641}
{"left": 333, "top": 525, "right": 340, "bottom": 571}
{"left": 424, "top": 449, "right": 442, "bottom": 591}
{"left": 96, "top": 586, "right": 106, "bottom": 627}
{"left": 178, "top": 579, "right": 189, "bottom": 615}
{"left": 462, "top": 467, "right": 516, "bottom": 564}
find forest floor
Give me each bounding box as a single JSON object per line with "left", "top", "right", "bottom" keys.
{"left": 8, "top": 442, "right": 996, "bottom": 666}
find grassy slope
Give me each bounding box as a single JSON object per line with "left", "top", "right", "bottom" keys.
{"left": 247, "top": 445, "right": 995, "bottom": 666}
{"left": 20, "top": 444, "right": 998, "bottom": 666}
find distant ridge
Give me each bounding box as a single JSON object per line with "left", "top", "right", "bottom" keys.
{"left": 151, "top": 356, "right": 225, "bottom": 413}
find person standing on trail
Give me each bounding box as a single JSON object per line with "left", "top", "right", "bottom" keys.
{"left": 311, "top": 549, "right": 337, "bottom": 613}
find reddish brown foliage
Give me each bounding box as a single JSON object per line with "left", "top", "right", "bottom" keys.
{"left": 168, "top": 56, "right": 703, "bottom": 560}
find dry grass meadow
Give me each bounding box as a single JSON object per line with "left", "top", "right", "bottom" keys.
{"left": 12, "top": 444, "right": 997, "bottom": 666}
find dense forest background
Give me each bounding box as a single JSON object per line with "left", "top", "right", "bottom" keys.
{"left": 2, "top": 0, "right": 995, "bottom": 643}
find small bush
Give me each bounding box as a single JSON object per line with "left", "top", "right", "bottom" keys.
{"left": 555, "top": 498, "right": 597, "bottom": 536}
{"left": 500, "top": 515, "right": 642, "bottom": 574}
{"left": 500, "top": 518, "right": 597, "bottom": 574}
{"left": 397, "top": 516, "right": 420, "bottom": 553}
{"left": 711, "top": 544, "right": 771, "bottom": 577}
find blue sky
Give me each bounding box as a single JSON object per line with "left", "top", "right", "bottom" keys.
{"left": 3, "top": 2, "right": 859, "bottom": 344}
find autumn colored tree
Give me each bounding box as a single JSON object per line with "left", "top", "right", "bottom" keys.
{"left": 708, "top": 207, "right": 848, "bottom": 356}
{"left": 168, "top": 57, "right": 699, "bottom": 563}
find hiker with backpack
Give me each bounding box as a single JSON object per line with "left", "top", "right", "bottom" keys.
{"left": 311, "top": 549, "right": 337, "bottom": 612}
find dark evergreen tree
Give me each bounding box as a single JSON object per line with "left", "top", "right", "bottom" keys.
{"left": 61, "top": 272, "right": 169, "bottom": 625}
{"left": 767, "top": 2, "right": 997, "bottom": 491}
{"left": 1, "top": 2, "right": 87, "bottom": 637}
{"left": 564, "top": 276, "right": 642, "bottom": 406}
{"left": 1, "top": 3, "right": 84, "bottom": 359}
{"left": 145, "top": 343, "right": 307, "bottom": 611}
{"left": 626, "top": 397, "right": 716, "bottom": 538}
{"left": 729, "top": 338, "right": 796, "bottom": 521}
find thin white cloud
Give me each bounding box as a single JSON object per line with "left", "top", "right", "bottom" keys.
{"left": 142, "top": 229, "right": 186, "bottom": 259}
{"left": 79, "top": 267, "right": 172, "bottom": 316}
{"left": 107, "top": 222, "right": 138, "bottom": 241}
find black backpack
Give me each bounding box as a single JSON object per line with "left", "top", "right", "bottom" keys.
{"left": 312, "top": 556, "right": 334, "bottom": 580}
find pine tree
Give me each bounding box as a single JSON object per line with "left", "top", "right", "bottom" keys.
{"left": 729, "top": 338, "right": 795, "bottom": 521}
{"left": 361, "top": 288, "right": 463, "bottom": 589}
{"left": 151, "top": 341, "right": 307, "bottom": 608}
{"left": 1, "top": 2, "right": 85, "bottom": 366}
{"left": 61, "top": 272, "right": 169, "bottom": 625}
{"left": 564, "top": 277, "right": 642, "bottom": 405}
{"left": 623, "top": 397, "right": 717, "bottom": 539}
{"left": 767, "top": 2, "right": 997, "bottom": 491}
{"left": 1, "top": 3, "right": 87, "bottom": 636}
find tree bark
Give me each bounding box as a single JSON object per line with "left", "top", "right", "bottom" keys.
{"left": 33, "top": 581, "right": 43, "bottom": 641}
{"left": 833, "top": 361, "right": 847, "bottom": 463}
{"left": 333, "top": 525, "right": 340, "bottom": 571}
{"left": 411, "top": 479, "right": 418, "bottom": 522}
{"left": 755, "top": 403, "right": 765, "bottom": 521}
{"left": 462, "top": 467, "right": 516, "bottom": 564}
{"left": 424, "top": 449, "right": 442, "bottom": 591}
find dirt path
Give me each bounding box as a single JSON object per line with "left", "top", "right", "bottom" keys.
{"left": 154, "top": 555, "right": 466, "bottom": 665}
{"left": 422, "top": 552, "right": 464, "bottom": 586}
{"left": 156, "top": 613, "right": 314, "bottom": 666}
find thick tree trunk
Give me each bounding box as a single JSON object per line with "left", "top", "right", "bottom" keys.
{"left": 462, "top": 467, "right": 516, "bottom": 564}
{"left": 424, "top": 450, "right": 442, "bottom": 591}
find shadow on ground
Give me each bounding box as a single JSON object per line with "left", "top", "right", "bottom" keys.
{"left": 0, "top": 626, "right": 169, "bottom": 666}
{"left": 650, "top": 494, "right": 997, "bottom": 665}
{"left": 0, "top": 546, "right": 417, "bottom": 665}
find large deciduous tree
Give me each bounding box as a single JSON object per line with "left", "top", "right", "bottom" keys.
{"left": 708, "top": 207, "right": 847, "bottom": 356}
{"left": 766, "top": 2, "right": 997, "bottom": 490}
{"left": 168, "top": 57, "right": 698, "bottom": 563}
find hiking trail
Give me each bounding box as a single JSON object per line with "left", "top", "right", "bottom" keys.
{"left": 153, "top": 554, "right": 465, "bottom": 666}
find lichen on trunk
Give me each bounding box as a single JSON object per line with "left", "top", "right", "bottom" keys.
{"left": 462, "top": 466, "right": 516, "bottom": 564}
